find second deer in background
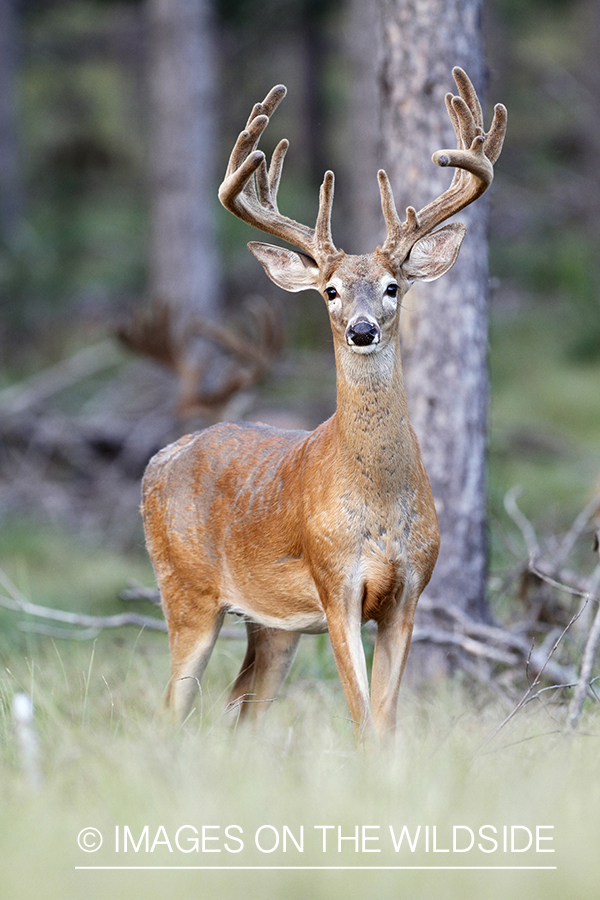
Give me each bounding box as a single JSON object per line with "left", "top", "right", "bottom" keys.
{"left": 142, "top": 68, "right": 506, "bottom": 745}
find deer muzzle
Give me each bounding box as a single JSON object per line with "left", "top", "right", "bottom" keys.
{"left": 346, "top": 317, "right": 381, "bottom": 348}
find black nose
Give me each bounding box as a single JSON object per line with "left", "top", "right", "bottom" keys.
{"left": 346, "top": 318, "right": 380, "bottom": 346}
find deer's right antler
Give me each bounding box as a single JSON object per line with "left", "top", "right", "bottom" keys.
{"left": 218, "top": 85, "right": 341, "bottom": 267}
{"left": 379, "top": 67, "right": 507, "bottom": 266}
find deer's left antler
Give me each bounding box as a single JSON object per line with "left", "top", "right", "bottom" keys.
{"left": 379, "top": 67, "right": 507, "bottom": 266}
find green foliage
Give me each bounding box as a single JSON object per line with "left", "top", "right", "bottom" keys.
{"left": 0, "top": 520, "right": 156, "bottom": 654}
{"left": 488, "top": 303, "right": 600, "bottom": 560}
{"left": 487, "top": 0, "right": 600, "bottom": 368}
{"left": 491, "top": 233, "right": 600, "bottom": 363}
{"left": 1, "top": 1, "right": 147, "bottom": 325}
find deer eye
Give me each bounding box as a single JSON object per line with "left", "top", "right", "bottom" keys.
{"left": 325, "top": 286, "right": 338, "bottom": 301}
{"left": 385, "top": 283, "right": 399, "bottom": 298}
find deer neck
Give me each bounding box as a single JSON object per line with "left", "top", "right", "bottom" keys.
{"left": 331, "top": 337, "right": 416, "bottom": 494}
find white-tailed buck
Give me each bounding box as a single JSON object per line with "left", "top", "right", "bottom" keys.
{"left": 142, "top": 68, "right": 506, "bottom": 743}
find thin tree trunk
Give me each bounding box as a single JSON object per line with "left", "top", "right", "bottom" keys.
{"left": 377, "top": 0, "right": 490, "bottom": 622}
{"left": 147, "top": 0, "right": 220, "bottom": 362}
{"left": 343, "top": 0, "right": 382, "bottom": 254}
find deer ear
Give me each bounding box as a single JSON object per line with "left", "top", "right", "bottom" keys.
{"left": 401, "top": 223, "right": 466, "bottom": 283}
{"left": 248, "top": 241, "right": 321, "bottom": 292}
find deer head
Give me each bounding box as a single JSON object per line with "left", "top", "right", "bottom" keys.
{"left": 219, "top": 69, "right": 506, "bottom": 361}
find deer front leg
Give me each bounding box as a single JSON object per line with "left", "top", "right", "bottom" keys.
{"left": 370, "top": 591, "right": 420, "bottom": 741}
{"left": 162, "top": 588, "right": 225, "bottom": 723}
{"left": 226, "top": 622, "right": 301, "bottom": 724}
{"left": 326, "top": 602, "right": 377, "bottom": 746}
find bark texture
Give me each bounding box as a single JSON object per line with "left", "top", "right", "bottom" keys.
{"left": 377, "top": 0, "right": 490, "bottom": 620}
{"left": 344, "top": 0, "right": 382, "bottom": 254}
{"left": 147, "top": 0, "right": 220, "bottom": 345}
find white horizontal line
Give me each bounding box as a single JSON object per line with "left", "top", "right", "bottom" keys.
{"left": 75, "top": 865, "right": 558, "bottom": 871}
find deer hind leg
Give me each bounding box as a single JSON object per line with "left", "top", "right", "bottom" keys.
{"left": 226, "top": 622, "right": 300, "bottom": 724}
{"left": 162, "top": 586, "right": 225, "bottom": 724}
{"left": 370, "top": 590, "right": 420, "bottom": 741}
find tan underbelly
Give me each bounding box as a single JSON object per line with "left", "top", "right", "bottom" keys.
{"left": 221, "top": 555, "right": 327, "bottom": 633}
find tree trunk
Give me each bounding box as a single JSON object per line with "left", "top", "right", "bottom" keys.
{"left": 377, "top": 0, "right": 490, "bottom": 623}
{"left": 343, "top": 0, "right": 382, "bottom": 254}
{"left": 146, "top": 0, "right": 221, "bottom": 388}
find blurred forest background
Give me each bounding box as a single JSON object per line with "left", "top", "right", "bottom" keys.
{"left": 0, "top": 0, "right": 599, "bottom": 682}
{"left": 2, "top": 5, "right": 600, "bottom": 896}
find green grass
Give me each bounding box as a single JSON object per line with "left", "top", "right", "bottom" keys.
{"left": 1, "top": 628, "right": 599, "bottom": 900}
{"left": 0, "top": 522, "right": 157, "bottom": 663}
{"left": 1, "top": 519, "right": 600, "bottom": 899}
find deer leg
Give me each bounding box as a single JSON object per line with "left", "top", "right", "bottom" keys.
{"left": 327, "top": 606, "right": 376, "bottom": 744}
{"left": 225, "top": 620, "right": 259, "bottom": 716}
{"left": 162, "top": 592, "right": 225, "bottom": 723}
{"left": 370, "top": 592, "right": 419, "bottom": 740}
{"left": 226, "top": 623, "right": 300, "bottom": 723}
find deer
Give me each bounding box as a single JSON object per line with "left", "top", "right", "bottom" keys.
{"left": 141, "top": 67, "right": 506, "bottom": 745}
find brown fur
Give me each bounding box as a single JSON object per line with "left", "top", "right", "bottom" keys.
{"left": 142, "top": 257, "right": 443, "bottom": 744}
{"left": 142, "top": 74, "right": 505, "bottom": 744}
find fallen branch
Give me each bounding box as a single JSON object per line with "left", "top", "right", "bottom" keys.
{"left": 120, "top": 582, "right": 161, "bottom": 605}
{"left": 478, "top": 594, "right": 587, "bottom": 751}
{"left": 528, "top": 559, "right": 595, "bottom": 600}
{"left": 0, "top": 565, "right": 167, "bottom": 636}
{"left": 412, "top": 625, "right": 519, "bottom": 665}
{"left": 529, "top": 563, "right": 597, "bottom": 604}
{"left": 0, "top": 340, "right": 122, "bottom": 415}
{"left": 418, "top": 597, "right": 577, "bottom": 684}
{"left": 557, "top": 490, "right": 600, "bottom": 564}
{"left": 0, "top": 566, "right": 245, "bottom": 641}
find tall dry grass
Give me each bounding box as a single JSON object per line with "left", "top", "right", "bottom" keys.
{"left": 1, "top": 628, "right": 599, "bottom": 900}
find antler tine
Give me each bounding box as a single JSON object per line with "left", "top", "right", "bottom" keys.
{"left": 266, "top": 138, "right": 289, "bottom": 208}
{"left": 314, "top": 170, "right": 337, "bottom": 256}
{"left": 221, "top": 85, "right": 287, "bottom": 184}
{"left": 452, "top": 66, "right": 484, "bottom": 135}
{"left": 484, "top": 102, "right": 508, "bottom": 165}
{"left": 380, "top": 68, "right": 507, "bottom": 265}
{"left": 377, "top": 169, "right": 402, "bottom": 242}
{"left": 444, "top": 92, "right": 463, "bottom": 152}
{"left": 219, "top": 85, "right": 339, "bottom": 264}
{"left": 245, "top": 84, "right": 286, "bottom": 129}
